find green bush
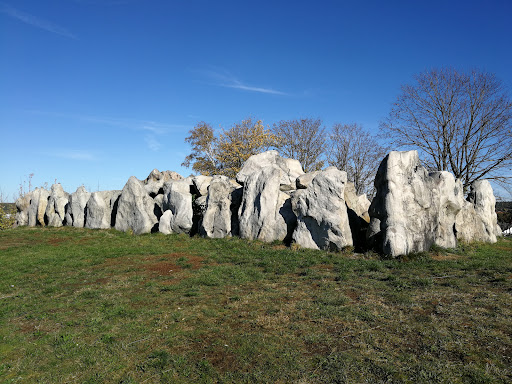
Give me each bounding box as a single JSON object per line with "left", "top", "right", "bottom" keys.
{"left": 0, "top": 203, "right": 16, "bottom": 230}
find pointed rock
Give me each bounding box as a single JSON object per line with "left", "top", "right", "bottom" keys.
{"left": 115, "top": 177, "right": 158, "bottom": 234}
{"left": 238, "top": 166, "right": 296, "bottom": 243}
{"left": 45, "top": 184, "right": 69, "bottom": 227}
{"left": 65, "top": 186, "right": 91, "bottom": 228}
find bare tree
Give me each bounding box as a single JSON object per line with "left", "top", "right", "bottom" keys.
{"left": 380, "top": 68, "right": 512, "bottom": 190}
{"left": 328, "top": 123, "right": 388, "bottom": 197}
{"left": 272, "top": 118, "right": 326, "bottom": 172}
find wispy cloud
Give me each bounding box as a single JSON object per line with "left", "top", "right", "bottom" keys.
{"left": 25, "top": 110, "right": 189, "bottom": 152}
{"left": 44, "top": 149, "right": 96, "bottom": 161}
{"left": 0, "top": 2, "right": 76, "bottom": 39}
{"left": 144, "top": 135, "right": 161, "bottom": 152}
{"left": 198, "top": 68, "right": 288, "bottom": 96}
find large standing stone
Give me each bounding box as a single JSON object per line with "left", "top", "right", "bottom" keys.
{"left": 45, "top": 184, "right": 69, "bottom": 227}
{"left": 27, "top": 188, "right": 50, "bottom": 227}
{"left": 236, "top": 150, "right": 304, "bottom": 190}
{"left": 159, "top": 180, "right": 193, "bottom": 234}
{"left": 367, "top": 151, "right": 438, "bottom": 256}
{"left": 431, "top": 172, "right": 464, "bottom": 249}
{"left": 143, "top": 169, "right": 183, "bottom": 197}
{"left": 200, "top": 175, "right": 235, "bottom": 238}
{"left": 115, "top": 176, "right": 158, "bottom": 234}
{"left": 85, "top": 191, "right": 118, "bottom": 229}
{"left": 238, "top": 166, "right": 296, "bottom": 243}
{"left": 291, "top": 167, "right": 353, "bottom": 251}
{"left": 455, "top": 180, "right": 500, "bottom": 243}
{"left": 15, "top": 192, "right": 32, "bottom": 227}
{"left": 65, "top": 186, "right": 91, "bottom": 228}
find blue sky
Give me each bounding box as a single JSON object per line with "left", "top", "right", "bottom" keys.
{"left": 1, "top": 0, "right": 511, "bottom": 200}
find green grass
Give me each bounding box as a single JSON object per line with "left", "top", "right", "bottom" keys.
{"left": 1, "top": 227, "right": 511, "bottom": 383}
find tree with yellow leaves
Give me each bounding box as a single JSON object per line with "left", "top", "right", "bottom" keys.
{"left": 181, "top": 122, "right": 219, "bottom": 176}
{"left": 182, "top": 118, "right": 277, "bottom": 178}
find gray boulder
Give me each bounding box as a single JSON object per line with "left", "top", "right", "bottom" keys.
{"left": 15, "top": 192, "right": 32, "bottom": 227}
{"left": 115, "top": 176, "right": 158, "bottom": 234}
{"left": 431, "top": 172, "right": 464, "bottom": 249}
{"left": 65, "top": 186, "right": 91, "bottom": 228}
{"left": 238, "top": 166, "right": 296, "bottom": 243}
{"left": 236, "top": 150, "right": 304, "bottom": 189}
{"left": 344, "top": 182, "right": 371, "bottom": 223}
{"left": 27, "top": 188, "right": 50, "bottom": 227}
{"left": 367, "top": 151, "right": 438, "bottom": 256}
{"left": 85, "top": 191, "right": 118, "bottom": 229}
{"left": 200, "top": 175, "right": 235, "bottom": 238}
{"left": 367, "top": 151, "right": 481, "bottom": 256}
{"left": 159, "top": 179, "right": 193, "bottom": 234}
{"left": 45, "top": 184, "right": 69, "bottom": 227}
{"left": 455, "top": 180, "right": 499, "bottom": 243}
{"left": 291, "top": 167, "right": 353, "bottom": 251}
{"left": 192, "top": 175, "right": 213, "bottom": 197}
{"left": 296, "top": 171, "right": 320, "bottom": 189}
{"left": 143, "top": 169, "right": 183, "bottom": 197}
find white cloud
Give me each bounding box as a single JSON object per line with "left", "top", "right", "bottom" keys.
{"left": 25, "top": 110, "right": 190, "bottom": 152}
{"left": 0, "top": 2, "right": 76, "bottom": 39}
{"left": 144, "top": 135, "right": 161, "bottom": 152}
{"left": 198, "top": 68, "right": 288, "bottom": 96}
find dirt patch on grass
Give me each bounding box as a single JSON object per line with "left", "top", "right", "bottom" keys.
{"left": 431, "top": 253, "right": 463, "bottom": 261}
{"left": 141, "top": 253, "right": 205, "bottom": 277}
{"left": 145, "top": 261, "right": 182, "bottom": 276}
{"left": 188, "top": 335, "right": 239, "bottom": 373}
{"left": 0, "top": 240, "right": 32, "bottom": 250}
{"left": 48, "top": 237, "right": 66, "bottom": 246}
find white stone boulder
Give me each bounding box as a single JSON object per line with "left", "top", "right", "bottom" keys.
{"left": 367, "top": 151, "right": 439, "bottom": 256}
{"left": 143, "top": 169, "right": 183, "bottom": 197}
{"left": 15, "top": 192, "right": 32, "bottom": 227}
{"left": 65, "top": 186, "right": 91, "bottom": 228}
{"left": 85, "top": 190, "right": 119, "bottom": 229}
{"left": 200, "top": 175, "right": 236, "bottom": 238}
{"left": 45, "top": 184, "right": 69, "bottom": 227}
{"left": 431, "top": 172, "right": 464, "bottom": 248}
{"left": 192, "top": 175, "right": 213, "bottom": 197}
{"left": 367, "top": 151, "right": 491, "bottom": 256}
{"left": 238, "top": 166, "right": 296, "bottom": 243}
{"left": 159, "top": 179, "right": 193, "bottom": 234}
{"left": 296, "top": 171, "right": 320, "bottom": 189}
{"left": 236, "top": 150, "right": 304, "bottom": 190}
{"left": 27, "top": 188, "right": 50, "bottom": 227}
{"left": 115, "top": 176, "right": 158, "bottom": 234}
{"left": 344, "top": 182, "right": 371, "bottom": 223}
{"left": 455, "top": 180, "right": 500, "bottom": 243}
{"left": 291, "top": 167, "right": 353, "bottom": 251}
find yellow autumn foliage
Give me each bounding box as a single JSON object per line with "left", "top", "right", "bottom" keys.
{"left": 182, "top": 118, "right": 277, "bottom": 178}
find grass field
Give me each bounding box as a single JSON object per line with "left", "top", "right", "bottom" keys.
{"left": 1, "top": 227, "right": 511, "bottom": 383}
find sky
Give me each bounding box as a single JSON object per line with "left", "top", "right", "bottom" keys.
{"left": 1, "top": 0, "right": 511, "bottom": 200}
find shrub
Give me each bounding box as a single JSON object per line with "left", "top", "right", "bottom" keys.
{"left": 0, "top": 203, "right": 16, "bottom": 230}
